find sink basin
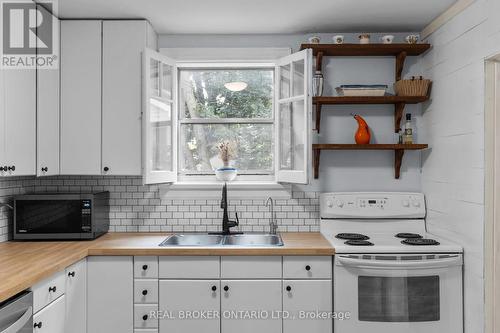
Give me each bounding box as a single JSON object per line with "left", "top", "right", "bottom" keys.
{"left": 159, "top": 234, "right": 224, "bottom": 246}
{"left": 223, "top": 234, "right": 284, "bottom": 247}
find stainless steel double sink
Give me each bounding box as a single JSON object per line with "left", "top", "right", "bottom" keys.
{"left": 159, "top": 233, "right": 284, "bottom": 247}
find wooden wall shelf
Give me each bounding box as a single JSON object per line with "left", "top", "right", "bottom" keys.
{"left": 300, "top": 43, "right": 431, "bottom": 57}
{"left": 312, "top": 144, "right": 429, "bottom": 179}
{"left": 313, "top": 95, "right": 430, "bottom": 133}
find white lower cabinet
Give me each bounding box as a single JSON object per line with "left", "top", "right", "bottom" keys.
{"left": 65, "top": 258, "right": 87, "bottom": 333}
{"left": 33, "top": 295, "right": 66, "bottom": 333}
{"left": 221, "top": 280, "right": 282, "bottom": 333}
{"left": 159, "top": 280, "right": 220, "bottom": 333}
{"left": 283, "top": 280, "right": 332, "bottom": 333}
{"left": 87, "top": 256, "right": 134, "bottom": 333}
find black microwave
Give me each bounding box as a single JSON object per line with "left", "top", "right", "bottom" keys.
{"left": 13, "top": 192, "right": 110, "bottom": 240}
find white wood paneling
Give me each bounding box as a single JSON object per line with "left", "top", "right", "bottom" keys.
{"left": 60, "top": 20, "right": 102, "bottom": 175}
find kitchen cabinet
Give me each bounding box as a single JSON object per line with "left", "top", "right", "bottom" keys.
{"left": 60, "top": 20, "right": 103, "bottom": 175}
{"left": 221, "top": 280, "right": 282, "bottom": 333}
{"left": 159, "top": 280, "right": 220, "bottom": 333}
{"left": 283, "top": 280, "right": 332, "bottom": 333}
{"left": 102, "top": 21, "right": 156, "bottom": 175}
{"left": 87, "top": 256, "right": 134, "bottom": 333}
{"left": 65, "top": 259, "right": 87, "bottom": 333}
{"left": 33, "top": 295, "right": 66, "bottom": 333}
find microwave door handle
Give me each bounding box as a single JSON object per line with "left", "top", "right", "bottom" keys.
{"left": 0, "top": 306, "right": 32, "bottom": 333}
{"left": 337, "top": 255, "right": 462, "bottom": 270}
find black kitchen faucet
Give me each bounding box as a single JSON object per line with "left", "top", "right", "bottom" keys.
{"left": 211, "top": 183, "right": 242, "bottom": 235}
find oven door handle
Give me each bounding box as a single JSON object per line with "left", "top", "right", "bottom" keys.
{"left": 0, "top": 306, "right": 32, "bottom": 333}
{"left": 337, "top": 255, "right": 462, "bottom": 269}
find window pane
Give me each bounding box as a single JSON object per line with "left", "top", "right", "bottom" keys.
{"left": 150, "top": 59, "right": 159, "bottom": 97}
{"left": 161, "top": 63, "right": 173, "bottom": 100}
{"left": 358, "top": 276, "right": 440, "bottom": 322}
{"left": 179, "top": 124, "right": 273, "bottom": 174}
{"left": 179, "top": 69, "right": 273, "bottom": 119}
{"left": 280, "top": 64, "right": 291, "bottom": 99}
{"left": 292, "top": 59, "right": 304, "bottom": 96}
{"left": 279, "top": 101, "right": 305, "bottom": 171}
{"left": 149, "top": 98, "right": 172, "bottom": 171}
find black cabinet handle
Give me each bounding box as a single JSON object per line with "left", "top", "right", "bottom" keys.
{"left": 49, "top": 286, "right": 57, "bottom": 292}
{"left": 34, "top": 322, "right": 42, "bottom": 328}
{"left": 211, "top": 285, "right": 217, "bottom": 292}
{"left": 0, "top": 166, "right": 4, "bottom": 171}
{"left": 68, "top": 271, "right": 75, "bottom": 277}
{"left": 142, "top": 264, "right": 148, "bottom": 270}
{"left": 223, "top": 286, "right": 229, "bottom": 292}
{"left": 142, "top": 289, "right": 148, "bottom": 296}
{"left": 103, "top": 167, "right": 109, "bottom": 172}
{"left": 305, "top": 265, "right": 311, "bottom": 271}
{"left": 2, "top": 166, "right": 7, "bottom": 171}
{"left": 7, "top": 166, "right": 15, "bottom": 171}
{"left": 41, "top": 167, "right": 48, "bottom": 172}
{"left": 142, "top": 314, "right": 148, "bottom": 321}
{"left": 286, "top": 286, "right": 292, "bottom": 292}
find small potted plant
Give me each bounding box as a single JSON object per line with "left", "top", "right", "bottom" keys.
{"left": 215, "top": 141, "right": 238, "bottom": 181}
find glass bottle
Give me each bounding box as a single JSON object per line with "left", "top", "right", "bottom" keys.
{"left": 403, "top": 113, "right": 413, "bottom": 144}
{"left": 312, "top": 71, "right": 324, "bottom": 97}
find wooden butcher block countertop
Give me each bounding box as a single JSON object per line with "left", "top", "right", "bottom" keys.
{"left": 0, "top": 232, "right": 334, "bottom": 302}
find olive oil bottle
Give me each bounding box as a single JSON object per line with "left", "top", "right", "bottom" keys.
{"left": 403, "top": 113, "right": 413, "bottom": 144}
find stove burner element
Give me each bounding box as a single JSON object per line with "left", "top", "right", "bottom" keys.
{"left": 344, "top": 240, "right": 374, "bottom": 246}
{"left": 402, "top": 238, "right": 440, "bottom": 246}
{"left": 335, "top": 233, "right": 369, "bottom": 240}
{"left": 395, "top": 233, "right": 423, "bottom": 239}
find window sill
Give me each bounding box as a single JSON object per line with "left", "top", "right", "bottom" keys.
{"left": 159, "top": 181, "right": 292, "bottom": 200}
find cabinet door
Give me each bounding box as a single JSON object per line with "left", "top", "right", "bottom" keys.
{"left": 102, "top": 21, "right": 146, "bottom": 175}
{"left": 87, "top": 256, "right": 133, "bottom": 333}
{"left": 37, "top": 7, "right": 60, "bottom": 176}
{"left": 0, "top": 68, "right": 5, "bottom": 174}
{"left": 283, "top": 280, "right": 332, "bottom": 333}
{"left": 3, "top": 68, "right": 36, "bottom": 176}
{"left": 159, "top": 280, "right": 220, "bottom": 333}
{"left": 221, "top": 280, "right": 282, "bottom": 333}
{"left": 65, "top": 258, "right": 87, "bottom": 333}
{"left": 60, "top": 20, "right": 102, "bottom": 175}
{"left": 33, "top": 295, "right": 66, "bottom": 333}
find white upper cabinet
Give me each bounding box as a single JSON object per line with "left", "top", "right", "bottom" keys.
{"left": 37, "top": 5, "right": 60, "bottom": 177}
{"left": 275, "top": 49, "right": 312, "bottom": 184}
{"left": 142, "top": 49, "right": 177, "bottom": 184}
{"left": 60, "top": 20, "right": 102, "bottom": 175}
{"left": 102, "top": 21, "right": 156, "bottom": 175}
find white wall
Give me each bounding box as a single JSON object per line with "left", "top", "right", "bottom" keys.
{"left": 420, "top": 0, "right": 500, "bottom": 332}
{"left": 160, "top": 32, "right": 424, "bottom": 192}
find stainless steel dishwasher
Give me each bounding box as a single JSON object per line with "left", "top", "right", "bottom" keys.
{"left": 0, "top": 291, "right": 33, "bottom": 333}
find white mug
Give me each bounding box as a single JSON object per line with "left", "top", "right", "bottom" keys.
{"left": 359, "top": 34, "right": 370, "bottom": 44}
{"left": 381, "top": 35, "right": 395, "bottom": 44}
{"left": 308, "top": 36, "right": 321, "bottom": 44}
{"left": 405, "top": 35, "right": 419, "bottom": 44}
{"left": 333, "top": 35, "right": 344, "bottom": 44}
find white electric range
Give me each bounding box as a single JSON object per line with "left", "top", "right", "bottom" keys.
{"left": 320, "top": 192, "right": 463, "bottom": 333}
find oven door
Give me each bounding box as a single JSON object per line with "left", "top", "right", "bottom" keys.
{"left": 334, "top": 253, "right": 463, "bottom": 333}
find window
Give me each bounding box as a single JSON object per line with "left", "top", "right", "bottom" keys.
{"left": 143, "top": 49, "right": 312, "bottom": 186}
{"left": 178, "top": 68, "right": 275, "bottom": 175}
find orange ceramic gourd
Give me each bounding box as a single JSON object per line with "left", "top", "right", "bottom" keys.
{"left": 353, "top": 114, "right": 371, "bottom": 144}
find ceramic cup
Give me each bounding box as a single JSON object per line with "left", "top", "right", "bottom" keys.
{"left": 359, "top": 34, "right": 370, "bottom": 44}
{"left": 405, "top": 35, "right": 419, "bottom": 44}
{"left": 333, "top": 35, "right": 344, "bottom": 44}
{"left": 308, "top": 36, "right": 321, "bottom": 44}
{"left": 381, "top": 35, "right": 395, "bottom": 44}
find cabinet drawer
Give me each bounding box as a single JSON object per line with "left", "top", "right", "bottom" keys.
{"left": 159, "top": 257, "right": 220, "bottom": 279}
{"left": 134, "top": 279, "right": 158, "bottom": 304}
{"left": 135, "top": 330, "right": 158, "bottom": 333}
{"left": 221, "top": 256, "right": 282, "bottom": 279}
{"left": 33, "top": 295, "right": 65, "bottom": 333}
{"left": 283, "top": 256, "right": 332, "bottom": 279}
{"left": 134, "top": 304, "right": 158, "bottom": 329}
{"left": 134, "top": 256, "right": 158, "bottom": 278}
{"left": 32, "top": 270, "right": 66, "bottom": 313}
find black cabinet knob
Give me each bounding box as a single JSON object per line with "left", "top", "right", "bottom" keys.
{"left": 103, "top": 167, "right": 109, "bottom": 172}
{"left": 286, "top": 286, "right": 292, "bottom": 292}
{"left": 34, "top": 322, "right": 42, "bottom": 328}
{"left": 223, "top": 286, "right": 229, "bottom": 292}
{"left": 48, "top": 286, "right": 56, "bottom": 292}
{"left": 0, "top": 166, "right": 4, "bottom": 171}
{"left": 211, "top": 285, "right": 217, "bottom": 292}
{"left": 305, "top": 265, "right": 311, "bottom": 271}
{"left": 142, "top": 264, "right": 148, "bottom": 270}
{"left": 41, "top": 167, "right": 48, "bottom": 172}
{"left": 142, "top": 289, "right": 148, "bottom": 296}
{"left": 68, "top": 271, "right": 75, "bottom": 277}
{"left": 7, "top": 166, "right": 15, "bottom": 171}
{"left": 2, "top": 166, "right": 7, "bottom": 171}
{"left": 142, "top": 314, "right": 148, "bottom": 321}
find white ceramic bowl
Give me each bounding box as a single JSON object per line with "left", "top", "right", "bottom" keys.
{"left": 215, "top": 167, "right": 238, "bottom": 182}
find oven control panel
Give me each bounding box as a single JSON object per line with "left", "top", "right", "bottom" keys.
{"left": 320, "top": 192, "right": 425, "bottom": 218}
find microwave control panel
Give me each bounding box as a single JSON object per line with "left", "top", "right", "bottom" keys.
{"left": 81, "top": 200, "right": 92, "bottom": 232}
